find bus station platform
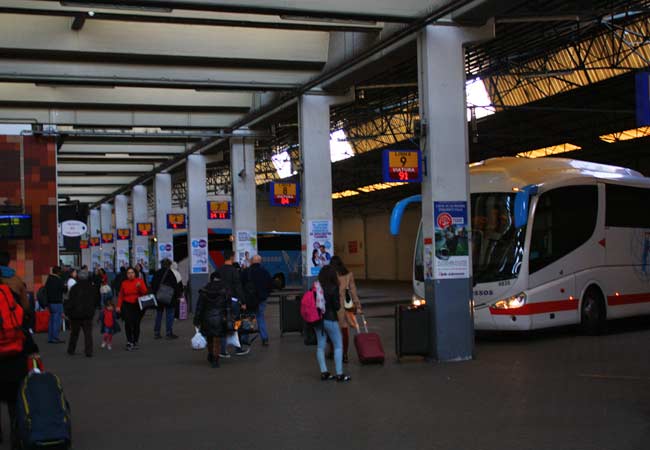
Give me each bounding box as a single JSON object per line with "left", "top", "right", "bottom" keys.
{"left": 2, "top": 286, "right": 648, "bottom": 450}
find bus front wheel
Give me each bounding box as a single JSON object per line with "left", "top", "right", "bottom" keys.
{"left": 580, "top": 287, "right": 606, "bottom": 335}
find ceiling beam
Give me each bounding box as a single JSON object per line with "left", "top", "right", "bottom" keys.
{"left": 58, "top": 175, "right": 139, "bottom": 185}
{"left": 59, "top": 163, "right": 158, "bottom": 172}
{"left": 59, "top": 143, "right": 187, "bottom": 154}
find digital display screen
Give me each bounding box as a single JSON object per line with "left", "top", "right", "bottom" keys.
{"left": 382, "top": 150, "right": 422, "bottom": 183}
{"left": 207, "top": 201, "right": 231, "bottom": 220}
{"left": 270, "top": 182, "right": 299, "bottom": 207}
{"left": 166, "top": 214, "right": 187, "bottom": 229}
{"left": 0, "top": 215, "right": 32, "bottom": 239}
{"left": 136, "top": 223, "right": 153, "bottom": 236}
{"left": 117, "top": 228, "right": 131, "bottom": 240}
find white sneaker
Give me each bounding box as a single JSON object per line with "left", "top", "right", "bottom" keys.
{"left": 101, "top": 342, "right": 106, "bottom": 349}
{"left": 107, "top": 345, "right": 112, "bottom": 350}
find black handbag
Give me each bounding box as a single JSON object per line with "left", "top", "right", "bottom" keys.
{"left": 156, "top": 269, "right": 174, "bottom": 306}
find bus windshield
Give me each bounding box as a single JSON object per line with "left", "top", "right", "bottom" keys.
{"left": 471, "top": 192, "right": 525, "bottom": 284}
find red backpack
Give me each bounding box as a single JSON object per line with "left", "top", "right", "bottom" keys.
{"left": 300, "top": 288, "right": 322, "bottom": 325}
{"left": 0, "top": 284, "right": 25, "bottom": 357}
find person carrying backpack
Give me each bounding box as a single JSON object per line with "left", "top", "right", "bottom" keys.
{"left": 193, "top": 270, "right": 230, "bottom": 369}
{"left": 0, "top": 251, "right": 29, "bottom": 313}
{"left": 0, "top": 280, "right": 39, "bottom": 447}
{"left": 311, "top": 265, "right": 350, "bottom": 382}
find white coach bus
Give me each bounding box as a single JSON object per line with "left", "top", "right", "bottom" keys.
{"left": 391, "top": 157, "right": 650, "bottom": 333}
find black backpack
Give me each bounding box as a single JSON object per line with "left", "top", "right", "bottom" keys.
{"left": 36, "top": 286, "right": 48, "bottom": 308}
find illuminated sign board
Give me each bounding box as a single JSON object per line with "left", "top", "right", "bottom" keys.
{"left": 136, "top": 222, "right": 153, "bottom": 236}
{"left": 89, "top": 237, "right": 101, "bottom": 247}
{"left": 79, "top": 239, "right": 89, "bottom": 249}
{"left": 207, "top": 201, "right": 231, "bottom": 220}
{"left": 166, "top": 214, "right": 187, "bottom": 230}
{"left": 101, "top": 233, "right": 114, "bottom": 244}
{"left": 382, "top": 150, "right": 422, "bottom": 183}
{"left": 117, "top": 228, "right": 131, "bottom": 240}
{"left": 270, "top": 182, "right": 300, "bottom": 207}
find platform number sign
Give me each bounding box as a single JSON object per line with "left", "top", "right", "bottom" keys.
{"left": 117, "top": 228, "right": 131, "bottom": 240}
{"left": 89, "top": 237, "right": 101, "bottom": 247}
{"left": 207, "top": 201, "right": 231, "bottom": 220}
{"left": 270, "top": 182, "right": 299, "bottom": 207}
{"left": 166, "top": 214, "right": 186, "bottom": 230}
{"left": 101, "top": 233, "right": 114, "bottom": 244}
{"left": 382, "top": 150, "right": 422, "bottom": 183}
{"left": 80, "top": 239, "right": 89, "bottom": 249}
{"left": 136, "top": 222, "right": 153, "bottom": 236}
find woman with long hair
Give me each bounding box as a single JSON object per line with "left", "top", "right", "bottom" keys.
{"left": 117, "top": 266, "right": 147, "bottom": 351}
{"left": 313, "top": 265, "right": 351, "bottom": 382}
{"left": 329, "top": 255, "right": 363, "bottom": 363}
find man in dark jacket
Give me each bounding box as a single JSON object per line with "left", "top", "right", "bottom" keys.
{"left": 65, "top": 270, "right": 99, "bottom": 357}
{"left": 219, "top": 249, "right": 249, "bottom": 357}
{"left": 246, "top": 255, "right": 273, "bottom": 346}
{"left": 44, "top": 266, "right": 65, "bottom": 344}
{"left": 194, "top": 270, "right": 228, "bottom": 368}
{"left": 151, "top": 258, "right": 181, "bottom": 339}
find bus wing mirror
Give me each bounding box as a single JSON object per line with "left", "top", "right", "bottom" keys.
{"left": 514, "top": 185, "right": 538, "bottom": 228}
{"left": 390, "top": 195, "right": 422, "bottom": 235}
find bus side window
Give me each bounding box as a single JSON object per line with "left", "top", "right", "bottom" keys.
{"left": 529, "top": 185, "right": 598, "bottom": 274}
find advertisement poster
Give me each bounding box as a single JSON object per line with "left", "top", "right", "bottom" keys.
{"left": 102, "top": 249, "right": 114, "bottom": 272}
{"left": 190, "top": 237, "right": 209, "bottom": 274}
{"left": 236, "top": 231, "right": 257, "bottom": 269}
{"left": 307, "top": 220, "right": 333, "bottom": 276}
{"left": 91, "top": 250, "right": 101, "bottom": 272}
{"left": 158, "top": 242, "right": 174, "bottom": 264}
{"left": 433, "top": 201, "right": 470, "bottom": 279}
{"left": 135, "top": 245, "right": 149, "bottom": 272}
{"left": 116, "top": 245, "right": 130, "bottom": 270}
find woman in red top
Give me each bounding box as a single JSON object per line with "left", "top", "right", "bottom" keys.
{"left": 117, "top": 266, "right": 147, "bottom": 351}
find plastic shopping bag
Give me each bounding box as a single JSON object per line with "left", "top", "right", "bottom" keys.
{"left": 225, "top": 331, "right": 240, "bottom": 349}
{"left": 191, "top": 327, "right": 207, "bottom": 350}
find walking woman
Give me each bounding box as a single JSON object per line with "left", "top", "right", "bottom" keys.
{"left": 117, "top": 266, "right": 147, "bottom": 351}
{"left": 193, "top": 270, "right": 229, "bottom": 368}
{"left": 314, "top": 265, "right": 351, "bottom": 382}
{"left": 329, "top": 255, "right": 363, "bottom": 363}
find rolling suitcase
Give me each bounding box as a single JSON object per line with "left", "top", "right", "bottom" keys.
{"left": 279, "top": 295, "right": 302, "bottom": 336}
{"left": 395, "top": 304, "right": 430, "bottom": 360}
{"left": 15, "top": 362, "right": 72, "bottom": 450}
{"left": 354, "top": 314, "right": 385, "bottom": 364}
{"left": 34, "top": 310, "right": 50, "bottom": 333}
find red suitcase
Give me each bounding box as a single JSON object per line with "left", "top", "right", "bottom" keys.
{"left": 354, "top": 315, "right": 385, "bottom": 364}
{"left": 34, "top": 310, "right": 50, "bottom": 333}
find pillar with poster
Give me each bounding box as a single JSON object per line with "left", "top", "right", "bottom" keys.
{"left": 307, "top": 220, "right": 333, "bottom": 277}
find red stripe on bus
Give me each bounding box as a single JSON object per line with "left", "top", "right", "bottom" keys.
{"left": 607, "top": 293, "right": 650, "bottom": 306}
{"left": 489, "top": 299, "right": 578, "bottom": 316}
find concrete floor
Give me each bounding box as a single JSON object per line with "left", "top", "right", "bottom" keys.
{"left": 1, "top": 284, "right": 649, "bottom": 450}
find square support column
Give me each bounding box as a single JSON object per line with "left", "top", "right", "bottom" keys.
{"left": 100, "top": 203, "right": 114, "bottom": 274}
{"left": 187, "top": 154, "right": 209, "bottom": 309}
{"left": 89, "top": 209, "right": 101, "bottom": 272}
{"left": 115, "top": 194, "right": 130, "bottom": 271}
{"left": 132, "top": 185, "right": 149, "bottom": 273}
{"left": 230, "top": 135, "right": 257, "bottom": 268}
{"left": 418, "top": 23, "right": 493, "bottom": 362}
{"left": 155, "top": 174, "right": 174, "bottom": 269}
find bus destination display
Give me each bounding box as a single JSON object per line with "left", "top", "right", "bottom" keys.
{"left": 382, "top": 150, "right": 422, "bottom": 183}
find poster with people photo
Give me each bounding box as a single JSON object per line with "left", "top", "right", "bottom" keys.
{"left": 307, "top": 220, "right": 333, "bottom": 276}
{"left": 236, "top": 230, "right": 257, "bottom": 269}
{"left": 433, "top": 201, "right": 470, "bottom": 279}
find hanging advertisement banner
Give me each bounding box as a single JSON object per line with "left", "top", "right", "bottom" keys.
{"left": 236, "top": 230, "right": 257, "bottom": 269}
{"left": 190, "top": 237, "right": 209, "bottom": 274}
{"left": 433, "top": 201, "right": 470, "bottom": 279}
{"left": 135, "top": 244, "right": 150, "bottom": 272}
{"left": 116, "top": 245, "right": 130, "bottom": 270}
{"left": 307, "top": 220, "right": 333, "bottom": 277}
{"left": 158, "top": 242, "right": 174, "bottom": 263}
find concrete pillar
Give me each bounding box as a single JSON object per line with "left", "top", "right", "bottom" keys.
{"left": 100, "top": 203, "right": 114, "bottom": 273}
{"left": 132, "top": 185, "right": 150, "bottom": 273}
{"left": 89, "top": 209, "right": 101, "bottom": 272}
{"left": 299, "top": 94, "right": 335, "bottom": 287}
{"left": 417, "top": 22, "right": 494, "bottom": 362}
{"left": 155, "top": 173, "right": 174, "bottom": 269}
{"left": 114, "top": 194, "right": 130, "bottom": 271}
{"left": 230, "top": 135, "right": 257, "bottom": 268}
{"left": 187, "top": 155, "right": 209, "bottom": 309}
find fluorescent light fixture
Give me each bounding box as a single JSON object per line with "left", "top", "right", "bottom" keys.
{"left": 60, "top": 2, "right": 172, "bottom": 13}
{"left": 599, "top": 126, "right": 650, "bottom": 143}
{"left": 105, "top": 153, "right": 129, "bottom": 158}
{"left": 332, "top": 190, "right": 360, "bottom": 199}
{"left": 516, "top": 143, "right": 581, "bottom": 159}
{"left": 357, "top": 182, "right": 407, "bottom": 193}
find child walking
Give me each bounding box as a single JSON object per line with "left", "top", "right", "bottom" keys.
{"left": 99, "top": 300, "right": 120, "bottom": 350}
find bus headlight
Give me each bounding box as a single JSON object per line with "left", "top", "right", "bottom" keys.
{"left": 492, "top": 292, "right": 526, "bottom": 310}
{"left": 412, "top": 294, "right": 426, "bottom": 307}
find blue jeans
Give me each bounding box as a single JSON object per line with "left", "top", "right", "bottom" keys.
{"left": 48, "top": 303, "right": 63, "bottom": 342}
{"left": 256, "top": 301, "right": 268, "bottom": 342}
{"left": 316, "top": 320, "right": 343, "bottom": 375}
{"left": 154, "top": 306, "right": 175, "bottom": 336}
